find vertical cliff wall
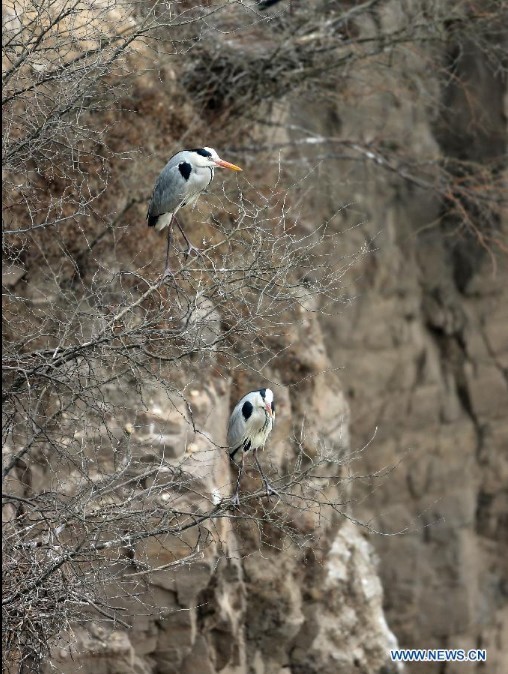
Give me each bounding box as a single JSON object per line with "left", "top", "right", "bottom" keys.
{"left": 3, "top": 2, "right": 506, "bottom": 673}
{"left": 286, "top": 10, "right": 507, "bottom": 673}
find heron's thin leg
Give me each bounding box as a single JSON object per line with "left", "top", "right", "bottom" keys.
{"left": 163, "top": 216, "right": 174, "bottom": 276}
{"left": 253, "top": 449, "right": 278, "bottom": 498}
{"left": 229, "top": 452, "right": 243, "bottom": 507}
{"left": 174, "top": 215, "right": 201, "bottom": 258}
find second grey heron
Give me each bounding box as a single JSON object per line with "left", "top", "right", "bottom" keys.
{"left": 227, "top": 387, "right": 276, "bottom": 505}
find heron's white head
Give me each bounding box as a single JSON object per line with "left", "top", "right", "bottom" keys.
{"left": 256, "top": 387, "right": 274, "bottom": 416}
{"left": 189, "top": 147, "right": 242, "bottom": 172}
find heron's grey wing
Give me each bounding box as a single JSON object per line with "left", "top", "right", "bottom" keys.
{"left": 227, "top": 406, "right": 246, "bottom": 451}
{"left": 148, "top": 161, "right": 187, "bottom": 217}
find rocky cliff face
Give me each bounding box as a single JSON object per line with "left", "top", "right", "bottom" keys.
{"left": 46, "top": 309, "right": 400, "bottom": 674}
{"left": 286, "top": 15, "right": 508, "bottom": 674}
{"left": 3, "top": 2, "right": 507, "bottom": 673}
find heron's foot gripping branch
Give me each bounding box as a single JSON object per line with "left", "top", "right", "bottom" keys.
{"left": 182, "top": 243, "right": 202, "bottom": 259}
{"left": 263, "top": 481, "right": 280, "bottom": 500}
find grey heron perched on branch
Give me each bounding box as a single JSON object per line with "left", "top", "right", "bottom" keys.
{"left": 147, "top": 147, "right": 242, "bottom": 273}
{"left": 227, "top": 388, "right": 276, "bottom": 505}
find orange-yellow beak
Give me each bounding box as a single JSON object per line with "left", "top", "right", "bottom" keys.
{"left": 215, "top": 159, "right": 243, "bottom": 172}
{"left": 266, "top": 403, "right": 273, "bottom": 415}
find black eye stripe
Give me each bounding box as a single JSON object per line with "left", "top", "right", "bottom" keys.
{"left": 258, "top": 388, "right": 266, "bottom": 400}
{"left": 189, "top": 148, "right": 212, "bottom": 158}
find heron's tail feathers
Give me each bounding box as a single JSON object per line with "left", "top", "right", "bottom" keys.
{"left": 147, "top": 211, "right": 174, "bottom": 231}
{"left": 147, "top": 213, "right": 159, "bottom": 228}
{"left": 229, "top": 446, "right": 242, "bottom": 463}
